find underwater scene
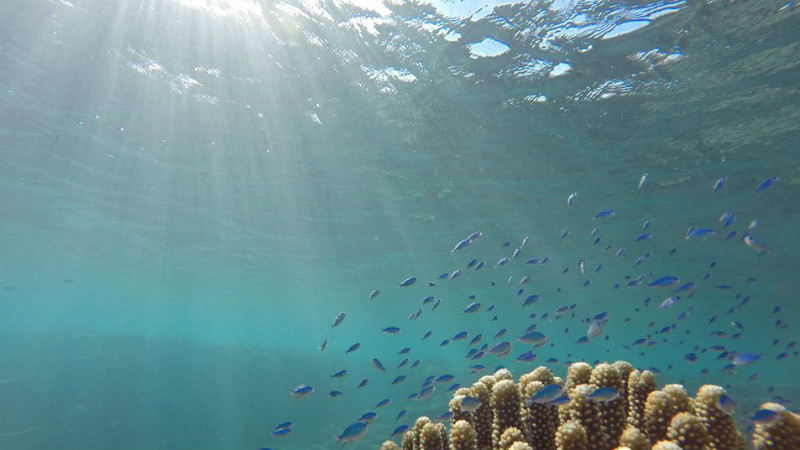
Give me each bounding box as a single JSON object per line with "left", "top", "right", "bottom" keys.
{"left": 1, "top": 0, "right": 799, "bottom": 449}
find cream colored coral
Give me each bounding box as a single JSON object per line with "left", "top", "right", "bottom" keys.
{"left": 449, "top": 420, "right": 477, "bottom": 450}
{"left": 381, "top": 440, "right": 399, "bottom": 450}
{"left": 509, "top": 442, "right": 533, "bottom": 450}
{"left": 627, "top": 370, "right": 656, "bottom": 431}
{"left": 694, "top": 385, "right": 745, "bottom": 450}
{"left": 667, "top": 412, "right": 711, "bottom": 450}
{"left": 644, "top": 390, "right": 676, "bottom": 443}
{"left": 469, "top": 381, "right": 493, "bottom": 449}
{"left": 651, "top": 441, "right": 683, "bottom": 450}
{"left": 751, "top": 402, "right": 800, "bottom": 450}
{"left": 556, "top": 420, "right": 588, "bottom": 450}
{"left": 491, "top": 379, "right": 525, "bottom": 448}
{"left": 590, "top": 362, "right": 626, "bottom": 446}
{"left": 498, "top": 426, "right": 525, "bottom": 449}
{"left": 619, "top": 425, "right": 649, "bottom": 450}
{"left": 419, "top": 422, "right": 448, "bottom": 450}
{"left": 522, "top": 381, "right": 558, "bottom": 450}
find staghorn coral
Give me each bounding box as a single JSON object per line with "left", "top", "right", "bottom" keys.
{"left": 694, "top": 385, "right": 745, "bottom": 450}
{"left": 619, "top": 425, "right": 649, "bottom": 450}
{"left": 449, "top": 388, "right": 474, "bottom": 424}
{"left": 509, "top": 442, "right": 533, "bottom": 450}
{"left": 449, "top": 420, "right": 478, "bottom": 450}
{"left": 627, "top": 370, "right": 656, "bottom": 432}
{"left": 419, "top": 422, "right": 448, "bottom": 450}
{"left": 469, "top": 380, "right": 493, "bottom": 449}
{"left": 565, "top": 362, "right": 593, "bottom": 391}
{"left": 667, "top": 412, "right": 711, "bottom": 450}
{"left": 380, "top": 362, "right": 786, "bottom": 450}
{"left": 561, "top": 383, "right": 610, "bottom": 449}
{"left": 521, "top": 381, "right": 558, "bottom": 450}
{"left": 491, "top": 379, "right": 525, "bottom": 448}
{"left": 556, "top": 420, "right": 588, "bottom": 450}
{"left": 498, "top": 426, "right": 525, "bottom": 449}
{"left": 590, "top": 363, "right": 626, "bottom": 447}
{"left": 645, "top": 390, "right": 678, "bottom": 443}
{"left": 381, "top": 440, "right": 400, "bottom": 450}
{"left": 751, "top": 402, "right": 800, "bottom": 450}
{"left": 651, "top": 441, "right": 683, "bottom": 450}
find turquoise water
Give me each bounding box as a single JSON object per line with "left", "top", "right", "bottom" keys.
{"left": 0, "top": 0, "right": 798, "bottom": 448}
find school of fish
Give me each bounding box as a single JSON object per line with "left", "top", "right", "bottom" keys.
{"left": 260, "top": 174, "right": 794, "bottom": 449}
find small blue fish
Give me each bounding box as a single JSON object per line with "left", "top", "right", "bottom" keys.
{"left": 474, "top": 261, "right": 486, "bottom": 271}
{"left": 392, "top": 375, "right": 406, "bottom": 385}
{"left": 358, "top": 379, "right": 368, "bottom": 388}
{"left": 522, "top": 295, "right": 540, "bottom": 307}
{"left": 752, "top": 408, "right": 779, "bottom": 425}
{"left": 319, "top": 339, "right": 327, "bottom": 351}
{"left": 423, "top": 330, "right": 432, "bottom": 340}
{"left": 469, "top": 335, "right": 483, "bottom": 346}
{"left": 371, "top": 358, "right": 386, "bottom": 372}
{"left": 643, "top": 219, "right": 651, "bottom": 229}
{"left": 488, "top": 341, "right": 512, "bottom": 356}
{"left": 460, "top": 396, "right": 482, "bottom": 412}
{"left": 595, "top": 210, "right": 615, "bottom": 219}
{"left": 648, "top": 276, "right": 680, "bottom": 288}
{"left": 330, "top": 390, "right": 344, "bottom": 398}
{"left": 518, "top": 275, "right": 532, "bottom": 285}
{"left": 391, "top": 425, "right": 409, "bottom": 437}
{"left": 496, "top": 257, "right": 510, "bottom": 267}
{"left": 440, "top": 339, "right": 450, "bottom": 347}
{"left": 713, "top": 176, "right": 727, "bottom": 193}
{"left": 659, "top": 296, "right": 680, "bottom": 309}
{"left": 450, "top": 269, "right": 462, "bottom": 280}
{"left": 452, "top": 331, "right": 468, "bottom": 341}
{"left": 332, "top": 312, "right": 347, "bottom": 327}
{"left": 331, "top": 369, "right": 347, "bottom": 378}
{"left": 755, "top": 176, "right": 779, "bottom": 192}
{"left": 575, "top": 336, "right": 590, "bottom": 344}
{"left": 337, "top": 422, "right": 368, "bottom": 443}
{"left": 717, "top": 394, "right": 737, "bottom": 414}
{"left": 369, "top": 289, "right": 380, "bottom": 300}
{"left": 638, "top": 173, "right": 648, "bottom": 191}
{"left": 452, "top": 239, "right": 471, "bottom": 253}
{"left": 719, "top": 211, "right": 737, "bottom": 228}
{"left": 463, "top": 302, "right": 481, "bottom": 313}
{"left": 422, "top": 296, "right": 435, "bottom": 305}
{"left": 743, "top": 235, "right": 774, "bottom": 254}
{"left": 418, "top": 385, "right": 435, "bottom": 400}
{"left": 567, "top": 192, "right": 577, "bottom": 205}
{"left": 382, "top": 327, "right": 401, "bottom": 334}
{"left": 519, "top": 331, "right": 547, "bottom": 345}
{"left": 396, "top": 410, "right": 407, "bottom": 421}
{"left": 271, "top": 428, "right": 292, "bottom": 437}
{"left": 447, "top": 383, "right": 461, "bottom": 392}
{"left": 467, "top": 231, "right": 482, "bottom": 242}
{"left": 516, "top": 351, "right": 537, "bottom": 362}
{"left": 732, "top": 352, "right": 760, "bottom": 366}
{"left": 435, "top": 374, "right": 455, "bottom": 383}
{"left": 346, "top": 343, "right": 361, "bottom": 353}
{"left": 358, "top": 412, "right": 377, "bottom": 423}
{"left": 495, "top": 329, "right": 508, "bottom": 339}
{"left": 635, "top": 233, "right": 652, "bottom": 242}
{"left": 398, "top": 277, "right": 416, "bottom": 287}
{"left": 376, "top": 399, "right": 391, "bottom": 408}
{"left": 291, "top": 384, "right": 314, "bottom": 398}
{"left": 470, "top": 364, "right": 486, "bottom": 373}
{"left": 527, "top": 384, "right": 565, "bottom": 405}
{"left": 687, "top": 227, "right": 715, "bottom": 240}
{"left": 399, "top": 347, "right": 411, "bottom": 355}
{"left": 274, "top": 422, "right": 293, "bottom": 430}
{"left": 397, "top": 358, "right": 409, "bottom": 369}
{"left": 588, "top": 387, "right": 619, "bottom": 403}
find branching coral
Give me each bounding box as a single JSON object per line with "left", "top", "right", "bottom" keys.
{"left": 381, "top": 363, "right": 792, "bottom": 450}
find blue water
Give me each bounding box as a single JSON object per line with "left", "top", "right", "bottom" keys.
{"left": 0, "top": 0, "right": 798, "bottom": 449}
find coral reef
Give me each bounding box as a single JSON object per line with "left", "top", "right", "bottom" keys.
{"left": 380, "top": 361, "right": 797, "bottom": 450}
